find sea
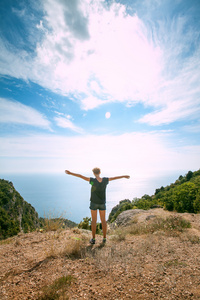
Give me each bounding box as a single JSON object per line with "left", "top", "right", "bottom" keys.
{"left": 1, "top": 172, "right": 182, "bottom": 223}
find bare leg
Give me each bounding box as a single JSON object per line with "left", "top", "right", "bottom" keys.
{"left": 99, "top": 210, "right": 107, "bottom": 239}
{"left": 91, "top": 210, "right": 97, "bottom": 239}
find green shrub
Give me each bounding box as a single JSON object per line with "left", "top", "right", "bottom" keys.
{"left": 78, "top": 217, "right": 91, "bottom": 230}
{"left": 78, "top": 217, "right": 101, "bottom": 234}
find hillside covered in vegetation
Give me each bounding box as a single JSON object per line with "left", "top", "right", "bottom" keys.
{"left": 0, "top": 179, "right": 78, "bottom": 240}
{"left": 108, "top": 169, "right": 200, "bottom": 223}
{"left": 0, "top": 179, "right": 40, "bottom": 239}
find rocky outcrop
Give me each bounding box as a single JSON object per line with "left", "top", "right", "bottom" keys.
{"left": 113, "top": 209, "right": 145, "bottom": 226}
{"left": 113, "top": 208, "right": 173, "bottom": 227}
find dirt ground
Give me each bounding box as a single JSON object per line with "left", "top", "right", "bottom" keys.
{"left": 0, "top": 209, "right": 200, "bottom": 299}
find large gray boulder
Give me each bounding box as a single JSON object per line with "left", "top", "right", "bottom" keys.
{"left": 114, "top": 209, "right": 145, "bottom": 227}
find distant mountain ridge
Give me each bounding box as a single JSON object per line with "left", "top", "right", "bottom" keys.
{"left": 0, "top": 179, "right": 39, "bottom": 239}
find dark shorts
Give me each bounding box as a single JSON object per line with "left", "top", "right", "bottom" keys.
{"left": 90, "top": 202, "right": 106, "bottom": 211}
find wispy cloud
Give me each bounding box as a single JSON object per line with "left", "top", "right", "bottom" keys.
{"left": 138, "top": 98, "right": 200, "bottom": 126}
{"left": 0, "top": 0, "right": 199, "bottom": 126}
{"left": 0, "top": 98, "right": 52, "bottom": 130}
{"left": 0, "top": 39, "right": 30, "bottom": 80}
{"left": 182, "top": 123, "right": 200, "bottom": 133}
{"left": 137, "top": 5, "right": 200, "bottom": 125}
{"left": 54, "top": 116, "right": 83, "bottom": 133}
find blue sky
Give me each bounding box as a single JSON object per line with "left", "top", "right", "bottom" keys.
{"left": 0, "top": 0, "right": 200, "bottom": 183}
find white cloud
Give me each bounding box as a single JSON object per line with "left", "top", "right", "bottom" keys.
{"left": 54, "top": 116, "right": 83, "bottom": 133}
{"left": 182, "top": 123, "right": 200, "bottom": 133}
{"left": 36, "top": 20, "right": 44, "bottom": 30}
{"left": 138, "top": 99, "right": 200, "bottom": 126}
{"left": 0, "top": 0, "right": 200, "bottom": 125}
{"left": 0, "top": 132, "right": 199, "bottom": 176}
{"left": 0, "top": 98, "right": 52, "bottom": 130}
{"left": 89, "top": 81, "right": 102, "bottom": 94}
{"left": 0, "top": 38, "right": 31, "bottom": 80}
{"left": 138, "top": 41, "right": 200, "bottom": 125}
{"left": 0, "top": 1, "right": 162, "bottom": 107}
{"left": 81, "top": 96, "right": 107, "bottom": 110}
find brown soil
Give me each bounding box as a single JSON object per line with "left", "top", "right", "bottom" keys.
{"left": 0, "top": 209, "right": 200, "bottom": 299}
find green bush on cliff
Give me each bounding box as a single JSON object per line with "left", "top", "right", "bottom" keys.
{"left": 0, "top": 179, "right": 39, "bottom": 239}
{"left": 108, "top": 169, "right": 200, "bottom": 223}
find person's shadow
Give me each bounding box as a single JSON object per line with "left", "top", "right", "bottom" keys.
{"left": 85, "top": 241, "right": 106, "bottom": 257}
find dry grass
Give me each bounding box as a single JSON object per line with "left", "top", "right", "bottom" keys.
{"left": 61, "top": 237, "right": 87, "bottom": 259}
{"left": 186, "top": 234, "right": 200, "bottom": 244}
{"left": 129, "top": 215, "right": 191, "bottom": 234}
{"left": 0, "top": 237, "right": 14, "bottom": 245}
{"left": 37, "top": 275, "right": 74, "bottom": 300}
{"left": 111, "top": 215, "right": 191, "bottom": 241}
{"left": 1, "top": 210, "right": 200, "bottom": 300}
{"left": 43, "top": 215, "right": 65, "bottom": 232}
{"left": 180, "top": 232, "right": 200, "bottom": 244}
{"left": 44, "top": 231, "right": 88, "bottom": 259}
{"left": 110, "top": 228, "right": 126, "bottom": 241}
{"left": 91, "top": 215, "right": 195, "bottom": 276}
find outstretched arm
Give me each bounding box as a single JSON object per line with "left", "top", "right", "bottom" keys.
{"left": 109, "top": 175, "right": 130, "bottom": 181}
{"left": 65, "top": 170, "right": 90, "bottom": 182}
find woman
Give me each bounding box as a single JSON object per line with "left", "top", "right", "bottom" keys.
{"left": 65, "top": 168, "right": 130, "bottom": 244}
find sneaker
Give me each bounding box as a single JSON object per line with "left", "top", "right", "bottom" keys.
{"left": 90, "top": 238, "right": 95, "bottom": 244}
{"left": 102, "top": 238, "right": 106, "bottom": 243}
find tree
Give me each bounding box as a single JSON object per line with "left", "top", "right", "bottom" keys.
{"left": 193, "top": 193, "right": 200, "bottom": 213}
{"left": 179, "top": 175, "right": 183, "bottom": 181}
{"left": 78, "top": 217, "right": 91, "bottom": 230}
{"left": 186, "top": 171, "right": 193, "bottom": 181}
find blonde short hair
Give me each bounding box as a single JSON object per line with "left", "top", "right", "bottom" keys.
{"left": 92, "top": 167, "right": 101, "bottom": 175}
